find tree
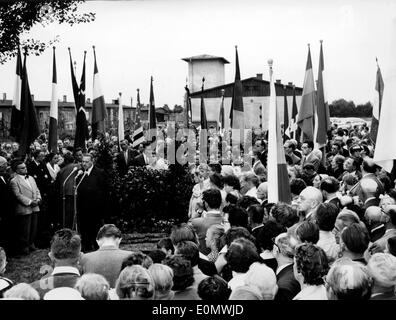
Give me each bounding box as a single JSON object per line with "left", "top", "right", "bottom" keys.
{"left": 0, "top": 0, "right": 95, "bottom": 63}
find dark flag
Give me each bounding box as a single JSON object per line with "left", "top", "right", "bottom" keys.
{"left": 92, "top": 46, "right": 107, "bottom": 140}
{"left": 184, "top": 84, "right": 192, "bottom": 129}
{"left": 18, "top": 50, "right": 40, "bottom": 157}
{"left": 219, "top": 89, "right": 225, "bottom": 133}
{"left": 68, "top": 48, "right": 79, "bottom": 113}
{"left": 148, "top": 76, "right": 157, "bottom": 142}
{"left": 74, "top": 51, "right": 89, "bottom": 151}
{"left": 199, "top": 78, "right": 208, "bottom": 163}
{"left": 10, "top": 47, "right": 23, "bottom": 139}
{"left": 48, "top": 46, "right": 58, "bottom": 153}
{"left": 291, "top": 85, "right": 301, "bottom": 141}
{"left": 229, "top": 46, "right": 245, "bottom": 143}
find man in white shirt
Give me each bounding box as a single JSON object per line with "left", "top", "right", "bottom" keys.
{"left": 295, "top": 186, "right": 323, "bottom": 221}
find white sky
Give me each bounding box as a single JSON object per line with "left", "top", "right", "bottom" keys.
{"left": 0, "top": 0, "right": 396, "bottom": 108}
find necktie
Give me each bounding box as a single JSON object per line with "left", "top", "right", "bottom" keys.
{"left": 125, "top": 151, "right": 128, "bottom": 164}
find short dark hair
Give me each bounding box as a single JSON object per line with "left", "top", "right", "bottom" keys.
{"left": 362, "top": 158, "right": 379, "bottom": 174}
{"left": 228, "top": 206, "right": 249, "bottom": 228}
{"left": 225, "top": 193, "right": 239, "bottom": 205}
{"left": 174, "top": 241, "right": 200, "bottom": 267}
{"left": 224, "top": 227, "right": 255, "bottom": 247}
{"left": 247, "top": 204, "right": 265, "bottom": 225}
{"left": 316, "top": 203, "right": 339, "bottom": 231}
{"left": 237, "top": 196, "right": 259, "bottom": 210}
{"left": 157, "top": 237, "right": 175, "bottom": 254}
{"left": 225, "top": 238, "right": 260, "bottom": 273}
{"left": 209, "top": 163, "right": 222, "bottom": 174}
{"left": 320, "top": 177, "right": 340, "bottom": 194}
{"left": 50, "top": 228, "right": 81, "bottom": 260}
{"left": 256, "top": 220, "right": 286, "bottom": 251}
{"left": 163, "top": 255, "right": 194, "bottom": 291}
{"left": 387, "top": 236, "right": 396, "bottom": 257}
{"left": 295, "top": 243, "right": 329, "bottom": 285}
{"left": 96, "top": 224, "right": 122, "bottom": 240}
{"left": 146, "top": 249, "right": 166, "bottom": 264}
{"left": 202, "top": 189, "right": 222, "bottom": 209}
{"left": 120, "top": 251, "right": 153, "bottom": 271}
{"left": 198, "top": 275, "right": 231, "bottom": 301}
{"left": 170, "top": 223, "right": 198, "bottom": 246}
{"left": 271, "top": 203, "right": 299, "bottom": 228}
{"left": 295, "top": 221, "right": 320, "bottom": 244}
{"left": 341, "top": 223, "right": 370, "bottom": 254}
{"left": 209, "top": 173, "right": 224, "bottom": 189}
{"left": 290, "top": 178, "right": 307, "bottom": 196}
{"left": 222, "top": 175, "right": 241, "bottom": 191}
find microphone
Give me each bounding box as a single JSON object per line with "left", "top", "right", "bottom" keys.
{"left": 75, "top": 170, "right": 84, "bottom": 179}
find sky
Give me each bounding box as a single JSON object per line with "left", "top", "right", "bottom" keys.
{"left": 0, "top": 0, "right": 396, "bottom": 108}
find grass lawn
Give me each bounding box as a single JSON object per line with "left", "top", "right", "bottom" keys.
{"left": 4, "top": 232, "right": 168, "bottom": 285}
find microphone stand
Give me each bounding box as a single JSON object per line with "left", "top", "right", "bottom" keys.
{"left": 62, "top": 167, "right": 77, "bottom": 228}
{"left": 73, "top": 172, "right": 86, "bottom": 233}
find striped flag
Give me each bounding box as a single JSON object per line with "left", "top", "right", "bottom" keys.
{"left": 199, "top": 78, "right": 208, "bottom": 163}
{"left": 118, "top": 92, "right": 124, "bottom": 144}
{"left": 267, "top": 59, "right": 291, "bottom": 204}
{"left": 132, "top": 88, "right": 144, "bottom": 148}
{"left": 218, "top": 89, "right": 225, "bottom": 133}
{"left": 74, "top": 51, "right": 89, "bottom": 151}
{"left": 315, "top": 40, "right": 331, "bottom": 149}
{"left": 18, "top": 51, "right": 40, "bottom": 157}
{"left": 10, "top": 47, "right": 22, "bottom": 139}
{"left": 48, "top": 46, "right": 58, "bottom": 153}
{"left": 370, "top": 58, "right": 384, "bottom": 144}
{"left": 148, "top": 76, "right": 156, "bottom": 142}
{"left": 229, "top": 46, "right": 244, "bottom": 143}
{"left": 283, "top": 85, "right": 289, "bottom": 139}
{"left": 374, "top": 19, "right": 396, "bottom": 173}
{"left": 92, "top": 46, "right": 107, "bottom": 140}
{"left": 297, "top": 44, "right": 316, "bottom": 141}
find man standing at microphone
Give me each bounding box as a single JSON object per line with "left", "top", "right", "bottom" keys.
{"left": 76, "top": 153, "right": 109, "bottom": 252}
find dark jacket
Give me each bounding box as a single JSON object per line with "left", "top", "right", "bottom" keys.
{"left": 275, "top": 263, "right": 301, "bottom": 301}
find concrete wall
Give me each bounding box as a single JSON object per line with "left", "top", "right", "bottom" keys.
{"left": 189, "top": 60, "right": 226, "bottom": 93}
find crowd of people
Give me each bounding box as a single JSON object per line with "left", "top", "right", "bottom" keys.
{"left": 1, "top": 120, "right": 396, "bottom": 300}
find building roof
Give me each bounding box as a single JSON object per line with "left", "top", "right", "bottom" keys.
{"left": 189, "top": 76, "right": 303, "bottom": 98}
{"left": 181, "top": 54, "right": 230, "bottom": 64}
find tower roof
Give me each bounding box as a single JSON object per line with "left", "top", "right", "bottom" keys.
{"left": 181, "top": 54, "right": 230, "bottom": 64}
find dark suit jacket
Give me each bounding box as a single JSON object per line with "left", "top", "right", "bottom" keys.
{"left": 131, "top": 154, "right": 148, "bottom": 167}
{"left": 275, "top": 263, "right": 301, "bottom": 301}
{"left": 327, "top": 197, "right": 341, "bottom": 210}
{"left": 258, "top": 151, "right": 267, "bottom": 168}
{"left": 198, "top": 258, "right": 217, "bottom": 276}
{"left": 363, "top": 197, "right": 380, "bottom": 211}
{"left": 30, "top": 270, "right": 80, "bottom": 299}
{"left": 76, "top": 166, "right": 109, "bottom": 222}
{"left": 369, "top": 224, "right": 386, "bottom": 243}
{"left": 116, "top": 149, "right": 139, "bottom": 175}
{"left": 27, "top": 160, "right": 52, "bottom": 195}
{"left": 301, "top": 152, "right": 320, "bottom": 171}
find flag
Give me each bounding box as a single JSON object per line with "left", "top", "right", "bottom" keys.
{"left": 297, "top": 44, "right": 316, "bottom": 141}
{"left": 290, "top": 85, "right": 299, "bottom": 140}
{"left": 18, "top": 51, "right": 40, "bottom": 157}
{"left": 219, "top": 89, "right": 225, "bottom": 133}
{"left": 370, "top": 58, "right": 384, "bottom": 144}
{"left": 374, "top": 19, "right": 396, "bottom": 173}
{"left": 315, "top": 40, "right": 331, "bottom": 148}
{"left": 229, "top": 46, "right": 244, "bottom": 143}
{"left": 283, "top": 85, "right": 289, "bottom": 139}
{"left": 199, "top": 79, "right": 208, "bottom": 163}
{"left": 132, "top": 88, "right": 144, "bottom": 148}
{"left": 92, "top": 46, "right": 107, "bottom": 140}
{"left": 68, "top": 48, "right": 79, "bottom": 113}
{"left": 267, "top": 59, "right": 291, "bottom": 204}
{"left": 74, "top": 51, "right": 89, "bottom": 151}
{"left": 48, "top": 46, "right": 58, "bottom": 153}
{"left": 118, "top": 92, "right": 124, "bottom": 145}
{"left": 10, "top": 47, "right": 23, "bottom": 139}
{"left": 184, "top": 85, "right": 192, "bottom": 129}
{"left": 147, "top": 76, "right": 157, "bottom": 142}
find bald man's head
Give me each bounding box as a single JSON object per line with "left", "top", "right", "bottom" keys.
{"left": 257, "top": 182, "right": 268, "bottom": 200}
{"left": 361, "top": 178, "right": 378, "bottom": 198}
{"left": 365, "top": 206, "right": 386, "bottom": 226}
{"left": 296, "top": 186, "right": 323, "bottom": 213}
